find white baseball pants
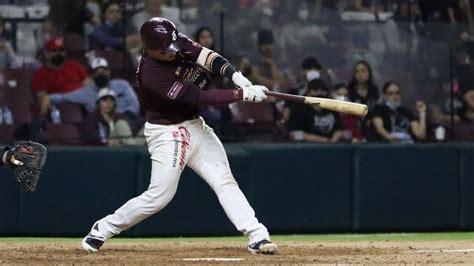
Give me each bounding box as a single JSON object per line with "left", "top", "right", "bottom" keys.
{"left": 98, "top": 117, "right": 270, "bottom": 244}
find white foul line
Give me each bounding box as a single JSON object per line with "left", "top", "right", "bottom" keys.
{"left": 413, "top": 249, "right": 474, "bottom": 253}
{"left": 182, "top": 258, "right": 245, "bottom": 262}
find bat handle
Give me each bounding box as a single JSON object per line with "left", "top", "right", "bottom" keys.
{"left": 265, "top": 91, "right": 306, "bottom": 104}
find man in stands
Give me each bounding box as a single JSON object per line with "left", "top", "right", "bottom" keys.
{"left": 32, "top": 36, "right": 92, "bottom": 116}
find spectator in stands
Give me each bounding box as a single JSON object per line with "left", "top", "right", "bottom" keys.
{"left": 279, "top": 2, "right": 326, "bottom": 66}
{"left": 82, "top": 88, "right": 144, "bottom": 146}
{"left": 90, "top": 2, "right": 138, "bottom": 51}
{"left": 49, "top": 56, "right": 143, "bottom": 133}
{"left": 283, "top": 57, "right": 331, "bottom": 121}
{"left": 193, "top": 26, "right": 221, "bottom": 132}
{"left": 250, "top": 30, "right": 289, "bottom": 91}
{"left": 418, "top": 0, "right": 460, "bottom": 23}
{"left": 453, "top": 88, "right": 474, "bottom": 140}
{"left": 347, "top": 60, "right": 380, "bottom": 110}
{"left": 383, "top": 0, "right": 422, "bottom": 54}
{"left": 131, "top": 0, "right": 186, "bottom": 34}
{"left": 0, "top": 16, "right": 15, "bottom": 69}
{"left": 332, "top": 83, "right": 366, "bottom": 143}
{"left": 195, "top": 26, "right": 215, "bottom": 50}
{"left": 301, "top": 56, "right": 332, "bottom": 92}
{"left": 32, "top": 37, "right": 93, "bottom": 116}
{"left": 371, "top": 81, "right": 427, "bottom": 143}
{"left": 287, "top": 79, "right": 343, "bottom": 143}
{"left": 48, "top": 0, "right": 102, "bottom": 36}
{"left": 332, "top": 83, "right": 349, "bottom": 101}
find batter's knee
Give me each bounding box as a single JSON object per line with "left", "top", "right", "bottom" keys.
{"left": 213, "top": 173, "right": 239, "bottom": 194}
{"left": 141, "top": 185, "right": 177, "bottom": 213}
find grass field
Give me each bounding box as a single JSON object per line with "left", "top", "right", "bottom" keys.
{"left": 1, "top": 232, "right": 474, "bottom": 264}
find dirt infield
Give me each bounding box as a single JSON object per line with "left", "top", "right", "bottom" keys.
{"left": 1, "top": 239, "right": 474, "bottom": 264}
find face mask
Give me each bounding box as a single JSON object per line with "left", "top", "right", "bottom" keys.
{"left": 50, "top": 54, "right": 65, "bottom": 66}
{"left": 385, "top": 101, "right": 401, "bottom": 110}
{"left": 306, "top": 70, "right": 320, "bottom": 82}
{"left": 334, "top": 95, "right": 347, "bottom": 101}
{"left": 94, "top": 74, "right": 110, "bottom": 88}
{"left": 298, "top": 9, "right": 310, "bottom": 21}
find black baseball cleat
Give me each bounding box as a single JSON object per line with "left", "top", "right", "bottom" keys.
{"left": 248, "top": 239, "right": 278, "bottom": 254}
{"left": 82, "top": 235, "right": 105, "bottom": 252}
{"left": 82, "top": 222, "right": 106, "bottom": 252}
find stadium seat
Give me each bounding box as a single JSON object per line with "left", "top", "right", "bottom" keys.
{"left": 95, "top": 50, "right": 129, "bottom": 70}
{"left": 1, "top": 69, "right": 36, "bottom": 91}
{"left": 57, "top": 103, "right": 84, "bottom": 123}
{"left": 0, "top": 125, "right": 15, "bottom": 144}
{"left": 7, "top": 103, "right": 32, "bottom": 124}
{"left": 64, "top": 33, "right": 86, "bottom": 52}
{"left": 231, "top": 102, "right": 276, "bottom": 134}
{"left": 232, "top": 102, "right": 275, "bottom": 124}
{"left": 46, "top": 123, "right": 81, "bottom": 145}
{"left": 2, "top": 86, "right": 34, "bottom": 105}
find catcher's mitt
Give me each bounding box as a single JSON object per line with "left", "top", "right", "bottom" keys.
{"left": 5, "top": 141, "right": 47, "bottom": 192}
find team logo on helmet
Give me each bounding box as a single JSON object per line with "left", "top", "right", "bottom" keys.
{"left": 172, "top": 31, "right": 177, "bottom": 41}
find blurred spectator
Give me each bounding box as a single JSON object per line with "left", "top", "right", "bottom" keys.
{"left": 279, "top": 1, "right": 326, "bottom": 65}
{"left": 250, "top": 30, "right": 289, "bottom": 91}
{"left": 302, "top": 56, "right": 332, "bottom": 90}
{"left": 418, "top": 0, "right": 459, "bottom": 23}
{"left": 383, "top": 0, "right": 422, "bottom": 54}
{"left": 48, "top": 0, "right": 102, "bottom": 36}
{"left": 193, "top": 26, "right": 230, "bottom": 136}
{"left": 0, "top": 16, "right": 15, "bottom": 69}
{"left": 48, "top": 56, "right": 142, "bottom": 131}
{"left": 82, "top": 88, "right": 144, "bottom": 146}
{"left": 429, "top": 79, "right": 463, "bottom": 124}
{"left": 284, "top": 56, "right": 332, "bottom": 121}
{"left": 90, "top": 2, "right": 139, "bottom": 51}
{"left": 180, "top": 0, "right": 199, "bottom": 24}
{"left": 371, "top": 81, "right": 427, "bottom": 143}
{"left": 457, "top": 88, "right": 474, "bottom": 122}
{"left": 32, "top": 37, "right": 93, "bottom": 116}
{"left": 453, "top": 88, "right": 474, "bottom": 140}
{"left": 35, "top": 20, "right": 59, "bottom": 55}
{"left": 131, "top": 0, "right": 186, "bottom": 34}
{"left": 347, "top": 60, "right": 380, "bottom": 110}
{"left": 332, "top": 83, "right": 349, "bottom": 101}
{"left": 347, "top": 30, "right": 380, "bottom": 70}
{"left": 332, "top": 83, "right": 366, "bottom": 143}
{"left": 432, "top": 86, "right": 474, "bottom": 125}
{"left": 460, "top": 0, "right": 473, "bottom": 26}
{"left": 287, "top": 79, "right": 343, "bottom": 143}
{"left": 233, "top": 54, "right": 253, "bottom": 78}
{"left": 195, "top": 26, "right": 215, "bottom": 50}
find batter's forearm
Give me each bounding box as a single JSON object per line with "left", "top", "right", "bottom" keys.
{"left": 198, "top": 89, "right": 242, "bottom": 106}
{"left": 196, "top": 47, "right": 236, "bottom": 80}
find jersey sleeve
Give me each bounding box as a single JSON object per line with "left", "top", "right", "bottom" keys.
{"left": 140, "top": 62, "right": 203, "bottom": 107}
{"left": 176, "top": 33, "right": 202, "bottom": 62}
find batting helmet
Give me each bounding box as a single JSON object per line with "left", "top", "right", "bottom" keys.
{"left": 140, "top": 17, "right": 180, "bottom": 52}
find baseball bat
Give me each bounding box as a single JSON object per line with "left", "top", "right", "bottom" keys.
{"left": 265, "top": 91, "right": 368, "bottom": 117}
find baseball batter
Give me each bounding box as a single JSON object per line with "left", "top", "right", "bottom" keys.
{"left": 82, "top": 17, "right": 277, "bottom": 254}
